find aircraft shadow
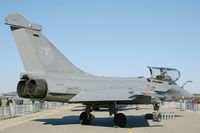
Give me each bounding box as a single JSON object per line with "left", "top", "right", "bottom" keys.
{"left": 175, "top": 115, "right": 184, "bottom": 118}
{"left": 34, "top": 115, "right": 163, "bottom": 128}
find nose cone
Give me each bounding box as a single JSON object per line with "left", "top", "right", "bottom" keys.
{"left": 166, "top": 87, "right": 193, "bottom": 100}
{"left": 182, "top": 88, "right": 193, "bottom": 99}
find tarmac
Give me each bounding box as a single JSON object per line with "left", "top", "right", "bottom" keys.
{"left": 0, "top": 104, "right": 199, "bottom": 133}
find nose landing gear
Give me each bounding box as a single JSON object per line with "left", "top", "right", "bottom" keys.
{"left": 152, "top": 104, "right": 161, "bottom": 122}
{"left": 145, "top": 104, "right": 162, "bottom": 122}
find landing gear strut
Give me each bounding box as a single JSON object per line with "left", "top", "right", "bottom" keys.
{"left": 152, "top": 104, "right": 161, "bottom": 122}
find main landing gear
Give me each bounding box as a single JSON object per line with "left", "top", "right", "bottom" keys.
{"left": 79, "top": 112, "right": 94, "bottom": 125}
{"left": 79, "top": 104, "right": 127, "bottom": 128}
{"left": 113, "top": 113, "right": 127, "bottom": 127}
{"left": 79, "top": 105, "right": 94, "bottom": 125}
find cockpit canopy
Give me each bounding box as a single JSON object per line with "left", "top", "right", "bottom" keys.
{"left": 148, "top": 66, "right": 181, "bottom": 82}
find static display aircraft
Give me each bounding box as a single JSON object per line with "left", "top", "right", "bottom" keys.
{"left": 5, "top": 13, "right": 192, "bottom": 127}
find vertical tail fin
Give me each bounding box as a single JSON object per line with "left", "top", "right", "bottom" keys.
{"left": 5, "top": 13, "right": 93, "bottom": 77}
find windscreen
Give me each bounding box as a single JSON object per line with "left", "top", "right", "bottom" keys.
{"left": 149, "top": 67, "right": 180, "bottom": 82}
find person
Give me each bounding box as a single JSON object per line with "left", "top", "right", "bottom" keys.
{"left": 9, "top": 98, "right": 14, "bottom": 116}
{"left": 0, "top": 98, "right": 2, "bottom": 107}
{"left": 193, "top": 99, "right": 199, "bottom": 112}
{"left": 40, "top": 100, "right": 45, "bottom": 110}
{"left": 188, "top": 99, "right": 193, "bottom": 111}
{"left": 6, "top": 98, "right": 14, "bottom": 116}
{"left": 156, "top": 69, "right": 166, "bottom": 80}
{"left": 156, "top": 69, "right": 172, "bottom": 81}
{"left": 6, "top": 97, "right": 10, "bottom": 106}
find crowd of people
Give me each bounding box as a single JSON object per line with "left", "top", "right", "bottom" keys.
{"left": 189, "top": 98, "right": 199, "bottom": 112}
{"left": 0, "top": 98, "right": 14, "bottom": 116}
{"left": 0, "top": 97, "right": 13, "bottom": 107}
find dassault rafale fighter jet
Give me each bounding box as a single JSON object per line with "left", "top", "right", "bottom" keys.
{"left": 5, "top": 13, "right": 192, "bottom": 127}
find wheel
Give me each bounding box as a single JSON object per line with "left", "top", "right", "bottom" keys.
{"left": 145, "top": 113, "right": 153, "bottom": 120}
{"left": 152, "top": 112, "right": 161, "bottom": 122}
{"left": 79, "top": 112, "right": 92, "bottom": 125}
{"left": 156, "top": 113, "right": 161, "bottom": 122}
{"left": 114, "top": 113, "right": 127, "bottom": 128}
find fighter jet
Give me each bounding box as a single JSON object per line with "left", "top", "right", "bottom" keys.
{"left": 5, "top": 13, "right": 192, "bottom": 127}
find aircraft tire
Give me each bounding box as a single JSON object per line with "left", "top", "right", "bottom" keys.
{"left": 156, "top": 113, "right": 162, "bottom": 122}
{"left": 152, "top": 112, "right": 161, "bottom": 122}
{"left": 145, "top": 113, "right": 153, "bottom": 119}
{"left": 79, "top": 112, "right": 92, "bottom": 125}
{"left": 114, "top": 113, "right": 127, "bottom": 128}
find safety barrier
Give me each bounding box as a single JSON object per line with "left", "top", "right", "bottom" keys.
{"left": 160, "top": 112, "right": 175, "bottom": 120}
{"left": 177, "top": 102, "right": 200, "bottom": 111}
{"left": 162, "top": 101, "right": 200, "bottom": 111}
{"left": 0, "top": 102, "right": 64, "bottom": 120}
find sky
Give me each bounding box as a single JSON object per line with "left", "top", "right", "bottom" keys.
{"left": 0, "top": 0, "right": 200, "bottom": 93}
